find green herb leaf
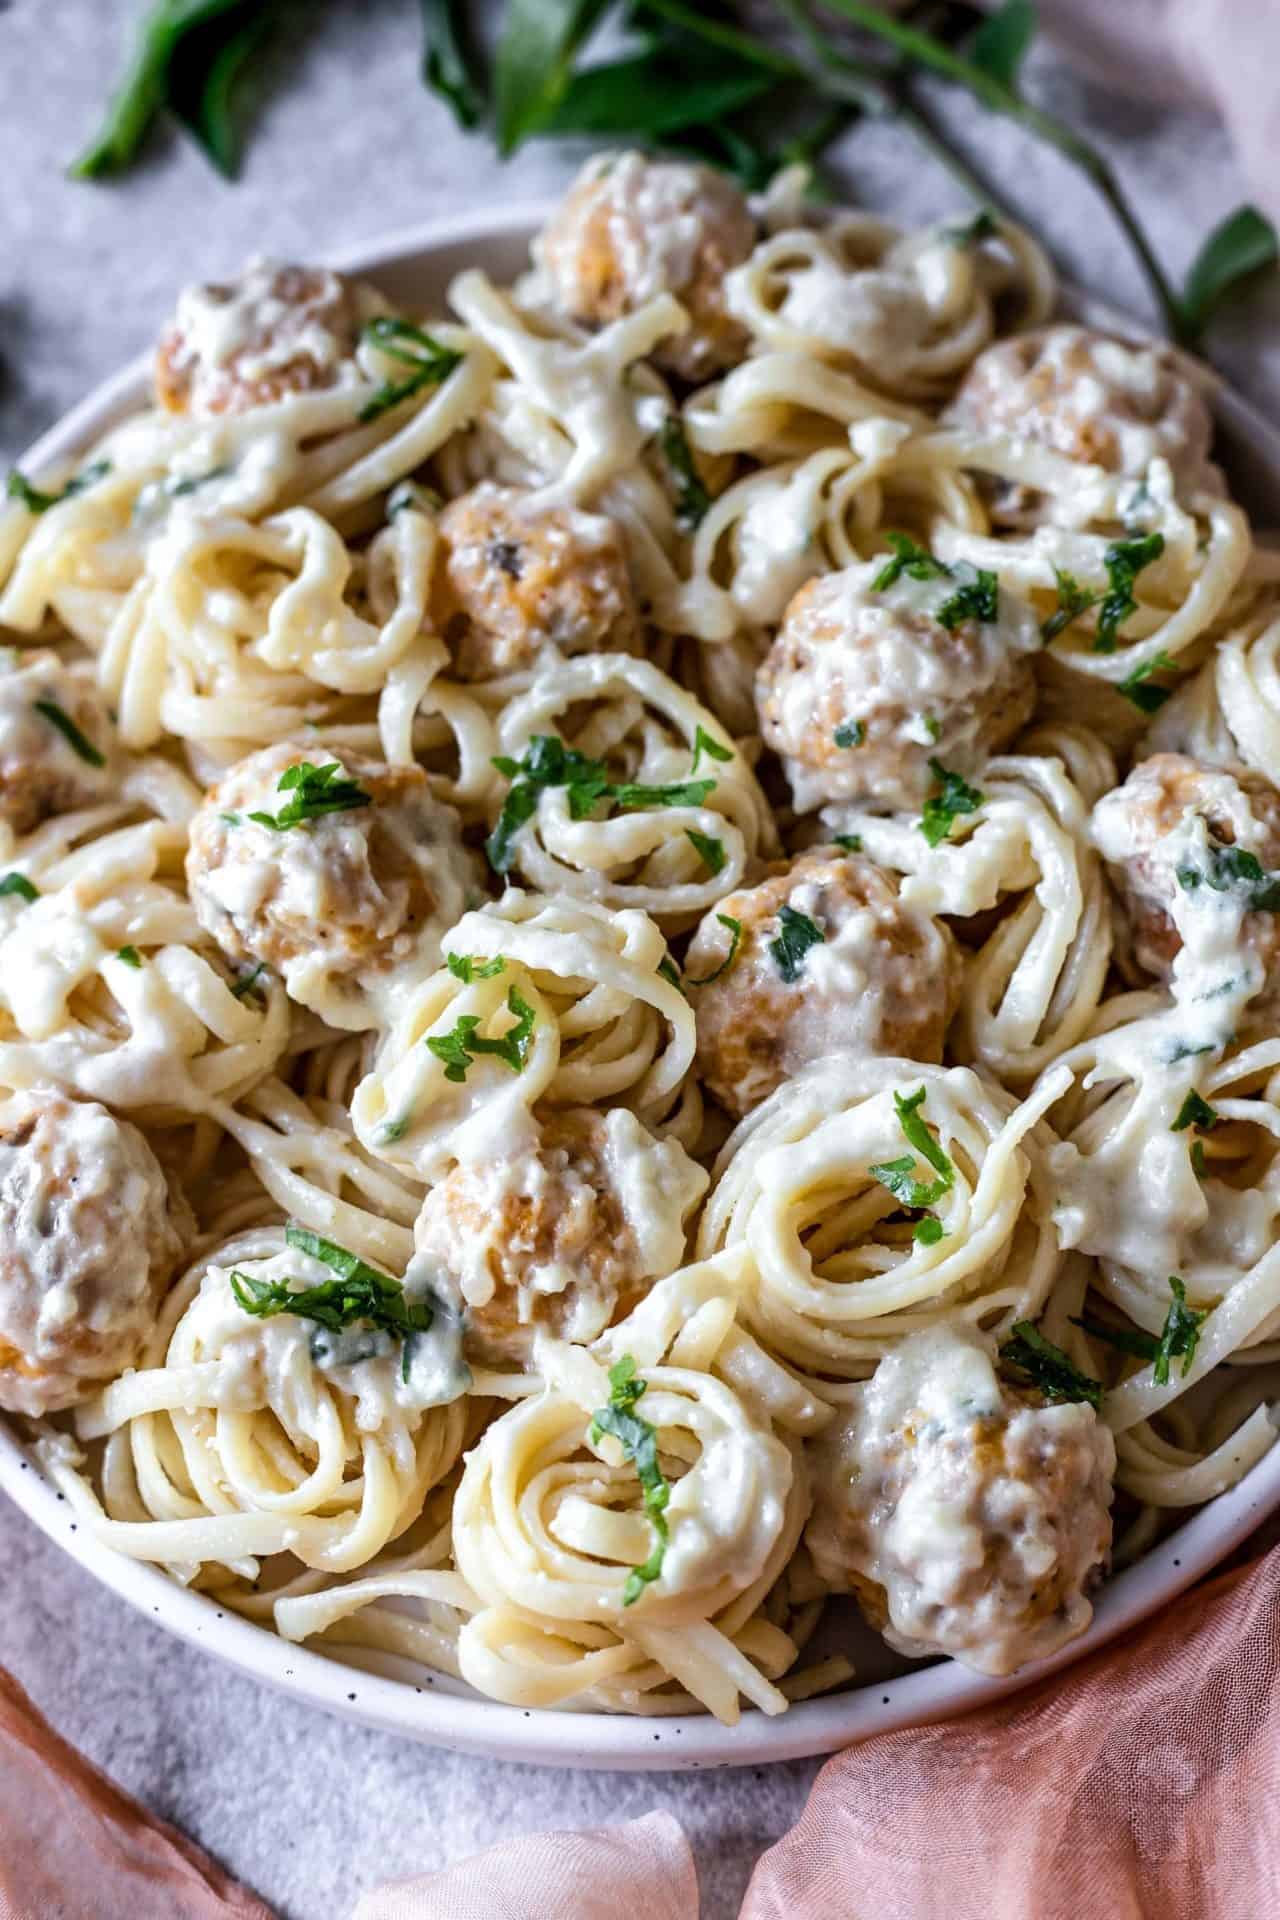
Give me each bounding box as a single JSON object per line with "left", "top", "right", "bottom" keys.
{"left": 589, "top": 1353, "right": 670, "bottom": 1606}
{"left": 542, "top": 40, "right": 770, "bottom": 141}
{"left": 943, "top": 208, "right": 998, "bottom": 246}
{"left": 1182, "top": 204, "right": 1279, "bottom": 338}
{"left": 685, "top": 828, "right": 726, "bottom": 875}
{"left": 7, "top": 460, "right": 111, "bottom": 515}
{"left": 1172, "top": 1090, "right": 1219, "bottom": 1133}
{"left": 33, "top": 699, "right": 106, "bottom": 768}
{"left": 231, "top": 1225, "right": 433, "bottom": 1362}
{"left": 999, "top": 1321, "right": 1103, "bottom": 1408}
{"left": 914, "top": 1215, "right": 946, "bottom": 1246}
{"left": 658, "top": 415, "right": 712, "bottom": 531}
{"left": 165, "top": 0, "right": 279, "bottom": 180}
{"left": 446, "top": 952, "right": 507, "bottom": 983}
{"left": 1093, "top": 533, "right": 1164, "bottom": 653}
{"left": 834, "top": 833, "right": 862, "bottom": 854}
{"left": 893, "top": 1085, "right": 952, "bottom": 1181}
{"left": 492, "top": 0, "right": 612, "bottom": 154}
{"left": 868, "top": 1152, "right": 951, "bottom": 1211}
{"left": 230, "top": 961, "right": 266, "bottom": 1002}
{"left": 420, "top": 0, "right": 486, "bottom": 130}
{"left": 656, "top": 955, "right": 685, "bottom": 994}
{"left": 834, "top": 720, "right": 865, "bottom": 749}
{"left": 872, "top": 531, "right": 950, "bottom": 592}
{"left": 768, "top": 904, "right": 825, "bottom": 984}
{"left": 69, "top": 0, "right": 256, "bottom": 179}
{"left": 426, "top": 984, "right": 536, "bottom": 1082}
{"left": 920, "top": 759, "right": 983, "bottom": 847}
{"left": 1153, "top": 1276, "right": 1206, "bottom": 1386}
{"left": 116, "top": 945, "right": 143, "bottom": 968}
{"left": 967, "top": 0, "right": 1036, "bottom": 91}
{"left": 684, "top": 913, "right": 742, "bottom": 987}
{"left": 1041, "top": 566, "right": 1097, "bottom": 642}
{"left": 1117, "top": 648, "right": 1178, "bottom": 713}
{"left": 610, "top": 778, "right": 716, "bottom": 812}
{"left": 690, "top": 725, "right": 732, "bottom": 773}
{"left": 358, "top": 316, "right": 462, "bottom": 424}
{"left": 1191, "top": 1139, "right": 1209, "bottom": 1178}
{"left": 486, "top": 734, "right": 718, "bottom": 872}
{"left": 0, "top": 874, "right": 38, "bottom": 904}
{"left": 1176, "top": 838, "right": 1280, "bottom": 912}
{"left": 936, "top": 565, "right": 999, "bottom": 630}
{"left": 1070, "top": 1311, "right": 1160, "bottom": 1363}
{"left": 247, "top": 760, "right": 372, "bottom": 831}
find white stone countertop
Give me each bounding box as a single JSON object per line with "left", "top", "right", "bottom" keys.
{"left": 2, "top": 5, "right": 1278, "bottom": 1915}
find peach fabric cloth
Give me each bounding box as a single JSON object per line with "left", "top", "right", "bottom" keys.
{"left": 0, "top": 1663, "right": 274, "bottom": 1920}
{"left": 355, "top": 1547, "right": 1280, "bottom": 1919}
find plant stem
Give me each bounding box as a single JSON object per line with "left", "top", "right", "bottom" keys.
{"left": 815, "top": 0, "right": 1185, "bottom": 336}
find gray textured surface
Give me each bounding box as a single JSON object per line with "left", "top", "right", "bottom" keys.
{"left": 1, "top": 5, "right": 1278, "bottom": 1916}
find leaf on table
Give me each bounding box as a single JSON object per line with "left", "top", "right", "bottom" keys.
{"left": 1181, "top": 203, "right": 1280, "bottom": 336}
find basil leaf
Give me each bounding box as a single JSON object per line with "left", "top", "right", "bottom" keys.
{"left": 541, "top": 42, "right": 770, "bottom": 139}
{"left": 165, "top": 0, "right": 279, "bottom": 180}
{"left": 967, "top": 0, "right": 1036, "bottom": 91}
{"left": 492, "top": 0, "right": 612, "bottom": 154}
{"left": 1182, "top": 204, "right": 1279, "bottom": 338}
{"left": 420, "top": 0, "right": 486, "bottom": 130}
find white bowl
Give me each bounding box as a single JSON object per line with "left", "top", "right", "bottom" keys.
{"left": 5, "top": 208, "right": 1280, "bottom": 1770}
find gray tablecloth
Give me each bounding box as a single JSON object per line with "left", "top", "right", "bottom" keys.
{"left": 1, "top": 6, "right": 1277, "bottom": 1915}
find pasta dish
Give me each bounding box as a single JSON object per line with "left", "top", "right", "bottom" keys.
{"left": 2, "top": 153, "right": 1277, "bottom": 1725}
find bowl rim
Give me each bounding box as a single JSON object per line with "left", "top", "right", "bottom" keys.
{"left": 5, "top": 201, "right": 1280, "bottom": 1771}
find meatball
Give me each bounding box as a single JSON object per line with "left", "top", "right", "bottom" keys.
{"left": 806, "top": 1324, "right": 1115, "bottom": 1677}
{"left": 756, "top": 556, "right": 1039, "bottom": 813}
{"left": 946, "top": 323, "right": 1220, "bottom": 522}
{"left": 687, "top": 849, "right": 961, "bottom": 1119}
{"left": 186, "top": 741, "right": 476, "bottom": 1026}
{"left": 412, "top": 1106, "right": 707, "bottom": 1365}
{"left": 0, "top": 650, "right": 115, "bottom": 834}
{"left": 1091, "top": 752, "right": 1280, "bottom": 989}
{"left": 436, "top": 483, "right": 637, "bottom": 680}
{"left": 534, "top": 151, "right": 755, "bottom": 383}
{"left": 0, "top": 1088, "right": 189, "bottom": 1415}
{"left": 155, "top": 258, "right": 380, "bottom": 417}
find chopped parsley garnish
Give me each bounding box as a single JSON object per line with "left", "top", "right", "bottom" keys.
{"left": 426, "top": 984, "right": 536, "bottom": 1082}
{"left": 834, "top": 721, "right": 865, "bottom": 749}
{"left": 1040, "top": 566, "right": 1097, "bottom": 643}
{"left": 358, "top": 317, "right": 462, "bottom": 423}
{"left": 1094, "top": 533, "right": 1165, "bottom": 653}
{"left": 685, "top": 828, "right": 725, "bottom": 875}
{"left": 658, "top": 415, "right": 712, "bottom": 531}
{"left": 920, "top": 759, "right": 983, "bottom": 847}
{"left": 656, "top": 955, "right": 685, "bottom": 994}
{"left": 921, "top": 714, "right": 941, "bottom": 742}
{"left": 690, "top": 725, "right": 732, "bottom": 773}
{"left": 231, "top": 1223, "right": 432, "bottom": 1384}
{"left": 486, "top": 734, "right": 717, "bottom": 874}
{"left": 999, "top": 1322, "right": 1103, "bottom": 1408}
{"left": 1172, "top": 1090, "right": 1219, "bottom": 1133}
{"left": 248, "top": 761, "right": 372, "bottom": 832}
{"left": 872, "top": 531, "right": 950, "bottom": 592}
{"left": 1117, "top": 649, "right": 1178, "bottom": 713}
{"left": 7, "top": 459, "right": 111, "bottom": 515}
{"left": 869, "top": 1087, "right": 954, "bottom": 1236}
{"left": 768, "top": 904, "right": 825, "bottom": 984}
{"left": 684, "top": 913, "right": 742, "bottom": 987}
{"left": 387, "top": 479, "right": 443, "bottom": 517}
{"left": 1073, "top": 1277, "right": 1205, "bottom": 1387}
{"left": 116, "top": 945, "right": 143, "bottom": 967}
{"left": 1039, "top": 536, "right": 1165, "bottom": 651}
{"left": 446, "top": 952, "right": 507, "bottom": 983}
{"left": 1175, "top": 838, "right": 1280, "bottom": 912}
{"left": 230, "top": 961, "right": 267, "bottom": 1002}
{"left": 34, "top": 698, "right": 106, "bottom": 768}
{"left": 833, "top": 833, "right": 862, "bottom": 854}
{"left": 944, "top": 208, "right": 998, "bottom": 246}
{"left": 588, "top": 1354, "right": 670, "bottom": 1606}
{"left": 0, "top": 873, "right": 38, "bottom": 903}
{"left": 134, "top": 466, "right": 230, "bottom": 519}
{"left": 1191, "top": 1139, "right": 1209, "bottom": 1178}
{"left": 936, "top": 564, "right": 999, "bottom": 631}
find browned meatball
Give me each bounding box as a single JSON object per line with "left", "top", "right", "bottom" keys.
{"left": 535, "top": 151, "right": 755, "bottom": 383}
{"left": 0, "top": 1089, "right": 190, "bottom": 1416}
{"left": 0, "top": 650, "right": 115, "bottom": 833}
{"left": 186, "top": 741, "right": 476, "bottom": 1024}
{"left": 155, "top": 258, "right": 379, "bottom": 417}
{"left": 756, "top": 557, "right": 1039, "bottom": 813}
{"left": 687, "top": 849, "right": 961, "bottom": 1118}
{"left": 946, "top": 323, "right": 1220, "bottom": 522}
{"left": 436, "top": 484, "right": 637, "bottom": 680}
{"left": 412, "top": 1106, "right": 707, "bottom": 1365}
{"left": 805, "top": 1325, "right": 1115, "bottom": 1676}
{"left": 1091, "top": 752, "right": 1280, "bottom": 986}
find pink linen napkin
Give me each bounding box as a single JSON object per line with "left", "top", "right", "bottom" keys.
{"left": 0, "top": 1663, "right": 274, "bottom": 1920}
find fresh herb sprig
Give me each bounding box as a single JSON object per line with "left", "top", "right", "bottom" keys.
{"left": 486, "top": 732, "right": 722, "bottom": 874}
{"left": 247, "top": 761, "right": 372, "bottom": 832}
{"left": 427, "top": 984, "right": 536, "bottom": 1082}
{"left": 1072, "top": 1276, "right": 1206, "bottom": 1387}
{"left": 70, "top": 4, "right": 1277, "bottom": 346}
{"left": 869, "top": 1086, "right": 954, "bottom": 1241}
{"left": 230, "top": 1223, "right": 433, "bottom": 1382}
{"left": 1041, "top": 535, "right": 1165, "bottom": 654}
{"left": 589, "top": 1354, "right": 671, "bottom": 1606}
